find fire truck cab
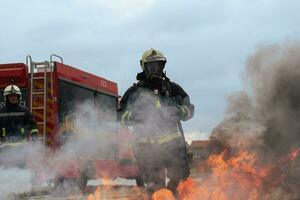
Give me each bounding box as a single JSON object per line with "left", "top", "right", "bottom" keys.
{"left": 0, "top": 55, "right": 142, "bottom": 188}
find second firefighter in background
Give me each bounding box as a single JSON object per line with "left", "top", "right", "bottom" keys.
{"left": 0, "top": 84, "right": 39, "bottom": 143}
{"left": 119, "top": 48, "right": 194, "bottom": 198}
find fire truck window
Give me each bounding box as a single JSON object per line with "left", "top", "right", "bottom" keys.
{"left": 58, "top": 80, "right": 118, "bottom": 159}
{"left": 58, "top": 80, "right": 94, "bottom": 124}
{"left": 95, "top": 92, "right": 117, "bottom": 120}
{"left": 94, "top": 92, "right": 118, "bottom": 159}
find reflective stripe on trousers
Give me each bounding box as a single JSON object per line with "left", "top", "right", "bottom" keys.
{"left": 2, "top": 128, "right": 6, "bottom": 137}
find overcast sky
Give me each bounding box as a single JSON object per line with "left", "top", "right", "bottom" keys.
{"left": 0, "top": 0, "right": 299, "bottom": 140}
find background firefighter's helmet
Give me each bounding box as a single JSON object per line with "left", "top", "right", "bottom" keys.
{"left": 140, "top": 48, "right": 167, "bottom": 71}
{"left": 3, "top": 84, "right": 22, "bottom": 101}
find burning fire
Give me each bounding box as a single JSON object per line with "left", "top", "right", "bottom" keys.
{"left": 155, "top": 148, "right": 299, "bottom": 200}
{"left": 87, "top": 187, "right": 101, "bottom": 200}
{"left": 85, "top": 148, "right": 298, "bottom": 200}
{"left": 177, "top": 151, "right": 271, "bottom": 200}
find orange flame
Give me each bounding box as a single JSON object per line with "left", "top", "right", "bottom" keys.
{"left": 152, "top": 189, "right": 176, "bottom": 200}
{"left": 87, "top": 187, "right": 101, "bottom": 200}
{"left": 155, "top": 150, "right": 271, "bottom": 200}
{"left": 85, "top": 148, "right": 299, "bottom": 200}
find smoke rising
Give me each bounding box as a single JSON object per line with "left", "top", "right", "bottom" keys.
{"left": 0, "top": 142, "right": 44, "bottom": 199}
{"left": 0, "top": 100, "right": 126, "bottom": 198}
{"left": 211, "top": 91, "right": 265, "bottom": 149}
{"left": 212, "top": 42, "right": 300, "bottom": 151}
{"left": 246, "top": 42, "right": 300, "bottom": 154}
{"left": 209, "top": 41, "right": 300, "bottom": 199}
{"left": 59, "top": 101, "right": 118, "bottom": 160}
{"left": 0, "top": 167, "right": 32, "bottom": 199}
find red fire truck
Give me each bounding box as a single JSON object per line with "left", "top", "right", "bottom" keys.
{"left": 0, "top": 55, "right": 142, "bottom": 189}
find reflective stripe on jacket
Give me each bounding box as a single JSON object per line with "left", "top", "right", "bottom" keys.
{"left": 136, "top": 132, "right": 181, "bottom": 145}
{"left": 0, "top": 104, "right": 38, "bottom": 140}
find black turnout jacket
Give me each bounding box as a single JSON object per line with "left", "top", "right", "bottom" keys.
{"left": 119, "top": 72, "right": 194, "bottom": 138}
{"left": 0, "top": 103, "right": 39, "bottom": 142}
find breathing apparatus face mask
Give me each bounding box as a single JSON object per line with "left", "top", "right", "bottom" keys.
{"left": 144, "top": 61, "right": 165, "bottom": 81}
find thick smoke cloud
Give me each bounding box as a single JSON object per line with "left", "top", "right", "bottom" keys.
{"left": 212, "top": 41, "right": 300, "bottom": 153}
{"left": 210, "top": 41, "right": 300, "bottom": 198}
{"left": 211, "top": 91, "right": 265, "bottom": 149}
{"left": 245, "top": 42, "right": 300, "bottom": 155}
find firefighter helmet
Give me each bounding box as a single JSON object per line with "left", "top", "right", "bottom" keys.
{"left": 140, "top": 48, "right": 167, "bottom": 71}
{"left": 3, "top": 84, "right": 21, "bottom": 99}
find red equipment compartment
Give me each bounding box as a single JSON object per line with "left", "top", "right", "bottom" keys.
{"left": 56, "top": 62, "right": 118, "bottom": 97}
{"left": 0, "top": 63, "right": 28, "bottom": 88}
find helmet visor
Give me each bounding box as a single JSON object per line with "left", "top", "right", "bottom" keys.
{"left": 144, "top": 61, "right": 165, "bottom": 77}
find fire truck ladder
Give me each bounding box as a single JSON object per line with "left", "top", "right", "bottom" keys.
{"left": 26, "top": 55, "right": 55, "bottom": 148}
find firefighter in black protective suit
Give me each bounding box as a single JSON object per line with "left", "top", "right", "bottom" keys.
{"left": 0, "top": 84, "right": 39, "bottom": 166}
{"left": 119, "top": 48, "right": 194, "bottom": 198}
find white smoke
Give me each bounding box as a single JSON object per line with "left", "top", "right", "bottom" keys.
{"left": 59, "top": 100, "right": 118, "bottom": 160}
{"left": 0, "top": 99, "right": 123, "bottom": 198}
{"left": 0, "top": 167, "right": 33, "bottom": 199}
{"left": 0, "top": 142, "right": 44, "bottom": 200}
